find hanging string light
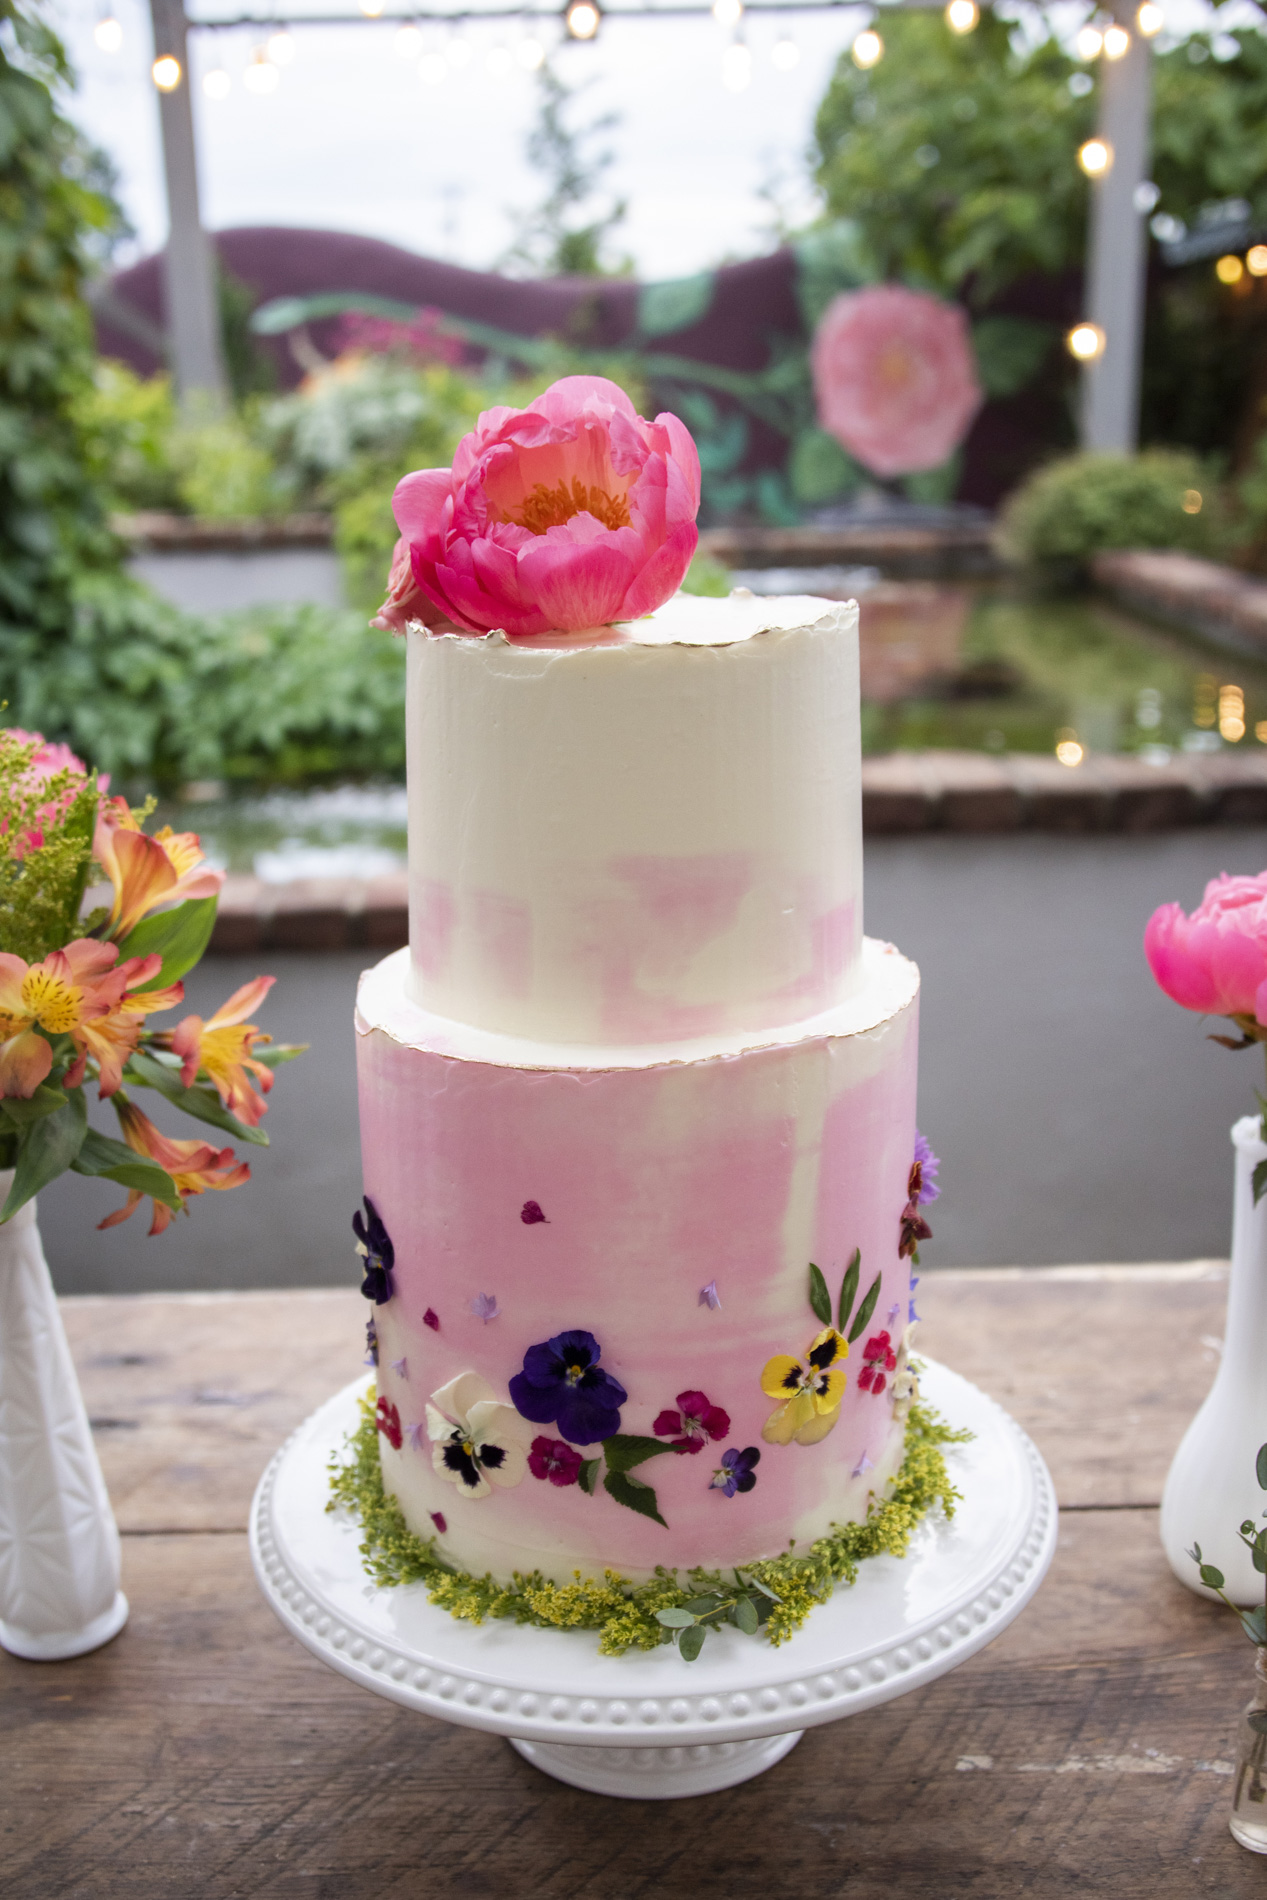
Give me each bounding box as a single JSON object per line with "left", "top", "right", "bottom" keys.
{"left": 151, "top": 54, "right": 182, "bottom": 90}
{"left": 771, "top": 34, "right": 798, "bottom": 68}
{"left": 721, "top": 38, "right": 751, "bottom": 88}
{"left": 1075, "top": 24, "right": 1103, "bottom": 58}
{"left": 267, "top": 30, "right": 296, "bottom": 65}
{"left": 1102, "top": 23, "right": 1131, "bottom": 57}
{"left": 244, "top": 46, "right": 280, "bottom": 92}
{"left": 1248, "top": 246, "right": 1267, "bottom": 277}
{"left": 94, "top": 12, "right": 123, "bottom": 53}
{"left": 420, "top": 47, "right": 447, "bottom": 81}
{"left": 1078, "top": 137, "right": 1113, "bottom": 176}
{"left": 1137, "top": 3, "right": 1164, "bottom": 33}
{"left": 851, "top": 27, "right": 883, "bottom": 67}
{"left": 565, "top": 0, "right": 601, "bottom": 39}
{"left": 1067, "top": 322, "right": 1106, "bottom": 360}
{"left": 487, "top": 42, "right": 512, "bottom": 74}
{"left": 358, "top": 0, "right": 384, "bottom": 16}
{"left": 945, "top": 0, "right": 979, "bottom": 33}
{"left": 713, "top": 0, "right": 743, "bottom": 24}
{"left": 518, "top": 35, "right": 545, "bottom": 67}
{"left": 203, "top": 62, "right": 231, "bottom": 97}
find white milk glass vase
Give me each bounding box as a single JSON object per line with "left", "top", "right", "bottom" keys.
{"left": 0, "top": 1171, "right": 128, "bottom": 1658}
{"left": 1161, "top": 1116, "right": 1267, "bottom": 1604}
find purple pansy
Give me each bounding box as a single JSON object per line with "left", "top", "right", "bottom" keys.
{"left": 391, "top": 1357, "right": 408, "bottom": 1379}
{"left": 852, "top": 1450, "right": 874, "bottom": 1478}
{"left": 353, "top": 1197, "right": 394, "bottom": 1304}
{"left": 472, "top": 1292, "right": 500, "bottom": 1323}
{"left": 698, "top": 1280, "right": 722, "bottom": 1310}
{"left": 912, "top": 1131, "right": 940, "bottom": 1204}
{"left": 653, "top": 1389, "right": 731, "bottom": 1455}
{"left": 405, "top": 1420, "right": 426, "bottom": 1451}
{"left": 364, "top": 1315, "right": 379, "bottom": 1367}
{"left": 521, "top": 1200, "right": 549, "bottom": 1224}
{"left": 909, "top": 1272, "right": 921, "bottom": 1325}
{"left": 509, "top": 1329, "right": 627, "bottom": 1444}
{"left": 528, "top": 1436, "right": 584, "bottom": 1486}
{"left": 709, "top": 1445, "right": 760, "bottom": 1497}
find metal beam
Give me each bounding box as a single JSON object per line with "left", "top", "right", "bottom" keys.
{"left": 149, "top": 0, "right": 229, "bottom": 407}
{"left": 1080, "top": 8, "right": 1152, "bottom": 454}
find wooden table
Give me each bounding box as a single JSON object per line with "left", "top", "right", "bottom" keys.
{"left": 3, "top": 1265, "right": 1262, "bottom": 1898}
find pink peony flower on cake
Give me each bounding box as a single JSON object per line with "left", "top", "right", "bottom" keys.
{"left": 373, "top": 375, "right": 702, "bottom": 636}
{"left": 810, "top": 286, "right": 983, "bottom": 480}
{"left": 1145, "top": 872, "right": 1267, "bottom": 1025}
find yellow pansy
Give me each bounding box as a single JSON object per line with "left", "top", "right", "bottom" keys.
{"left": 760, "top": 1326, "right": 849, "bottom": 1446}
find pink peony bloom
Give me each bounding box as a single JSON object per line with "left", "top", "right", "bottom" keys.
{"left": 378, "top": 375, "right": 701, "bottom": 637}
{"left": 811, "top": 286, "right": 984, "bottom": 480}
{"left": 370, "top": 536, "right": 433, "bottom": 633}
{"left": 1145, "top": 872, "right": 1267, "bottom": 1024}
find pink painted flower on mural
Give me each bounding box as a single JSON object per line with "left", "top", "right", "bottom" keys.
{"left": 378, "top": 375, "right": 702, "bottom": 636}
{"left": 1145, "top": 872, "right": 1267, "bottom": 1027}
{"left": 811, "top": 286, "right": 984, "bottom": 480}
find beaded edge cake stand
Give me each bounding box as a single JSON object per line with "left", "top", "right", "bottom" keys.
{"left": 250, "top": 1360, "right": 1056, "bottom": 1800}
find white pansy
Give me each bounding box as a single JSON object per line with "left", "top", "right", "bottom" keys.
{"left": 427, "top": 1372, "right": 530, "bottom": 1499}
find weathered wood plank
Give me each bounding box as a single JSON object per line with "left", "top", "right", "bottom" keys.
{"left": 58, "top": 1266, "right": 1230, "bottom": 1530}
{"left": 0, "top": 1510, "right": 1259, "bottom": 1899}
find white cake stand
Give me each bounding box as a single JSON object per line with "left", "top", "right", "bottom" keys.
{"left": 250, "top": 1359, "right": 1056, "bottom": 1800}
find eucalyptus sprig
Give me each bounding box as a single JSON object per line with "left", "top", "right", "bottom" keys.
{"left": 1188, "top": 1443, "right": 1267, "bottom": 1648}
{"left": 655, "top": 1572, "right": 782, "bottom": 1660}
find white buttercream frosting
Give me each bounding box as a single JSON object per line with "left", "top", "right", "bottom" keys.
{"left": 403, "top": 593, "right": 863, "bottom": 1046}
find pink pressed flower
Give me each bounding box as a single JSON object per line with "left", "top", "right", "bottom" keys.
{"left": 1145, "top": 873, "right": 1267, "bottom": 1024}
{"left": 378, "top": 375, "right": 701, "bottom": 637}
{"left": 811, "top": 286, "right": 984, "bottom": 479}
{"left": 527, "top": 1435, "right": 583, "bottom": 1486}
{"left": 652, "top": 1389, "right": 731, "bottom": 1454}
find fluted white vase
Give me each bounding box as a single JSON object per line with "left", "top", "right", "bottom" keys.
{"left": 0, "top": 1173, "right": 128, "bottom": 1658}
{"left": 1161, "top": 1116, "right": 1267, "bottom": 1605}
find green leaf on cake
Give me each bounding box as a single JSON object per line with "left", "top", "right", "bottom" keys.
{"left": 837, "top": 1248, "right": 861, "bottom": 1332}
{"left": 1257, "top": 1443, "right": 1267, "bottom": 1491}
{"left": 733, "top": 1594, "right": 759, "bottom": 1635}
{"left": 848, "top": 1272, "right": 882, "bottom": 1344}
{"left": 603, "top": 1468, "right": 668, "bottom": 1527}
{"left": 808, "top": 1261, "right": 831, "bottom": 1326}
{"left": 677, "top": 1623, "right": 707, "bottom": 1661}
{"left": 655, "top": 1607, "right": 696, "bottom": 1629}
{"left": 1254, "top": 1159, "right": 1267, "bottom": 1207}
{"left": 577, "top": 1458, "right": 600, "bottom": 1496}
{"left": 602, "top": 1433, "right": 674, "bottom": 1474}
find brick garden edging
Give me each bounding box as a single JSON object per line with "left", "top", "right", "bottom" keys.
{"left": 207, "top": 748, "right": 1267, "bottom": 954}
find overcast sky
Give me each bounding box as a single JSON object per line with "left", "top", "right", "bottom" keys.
{"left": 52, "top": 0, "right": 1248, "bottom": 284}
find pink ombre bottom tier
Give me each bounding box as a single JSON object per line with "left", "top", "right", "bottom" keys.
{"left": 355, "top": 942, "right": 920, "bottom": 1585}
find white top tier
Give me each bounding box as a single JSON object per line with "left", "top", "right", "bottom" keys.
{"left": 404, "top": 592, "right": 863, "bottom": 1045}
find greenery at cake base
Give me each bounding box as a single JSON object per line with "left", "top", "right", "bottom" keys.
{"left": 327, "top": 1391, "right": 970, "bottom": 1657}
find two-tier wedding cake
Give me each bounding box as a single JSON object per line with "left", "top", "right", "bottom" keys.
{"left": 346, "top": 377, "right": 934, "bottom": 1617}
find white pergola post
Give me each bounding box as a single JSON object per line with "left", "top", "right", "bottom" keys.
{"left": 148, "top": 0, "right": 228, "bottom": 407}
{"left": 1080, "top": 6, "right": 1153, "bottom": 453}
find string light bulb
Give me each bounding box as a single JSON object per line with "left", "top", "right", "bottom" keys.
{"left": 487, "top": 44, "right": 512, "bottom": 75}
{"left": 94, "top": 13, "right": 123, "bottom": 53}
{"left": 1103, "top": 23, "right": 1131, "bottom": 57}
{"left": 151, "top": 54, "right": 182, "bottom": 90}
{"left": 1067, "top": 321, "right": 1106, "bottom": 360}
{"left": 518, "top": 36, "right": 545, "bottom": 67}
{"left": 394, "top": 23, "right": 423, "bottom": 56}
{"left": 1075, "top": 25, "right": 1103, "bottom": 58}
{"left": 244, "top": 48, "right": 279, "bottom": 93}
{"left": 1216, "top": 253, "right": 1245, "bottom": 284}
{"left": 267, "top": 30, "right": 295, "bottom": 65}
{"left": 1137, "top": 3, "right": 1164, "bottom": 33}
{"left": 446, "top": 35, "right": 472, "bottom": 65}
{"left": 565, "top": 0, "right": 601, "bottom": 39}
{"left": 1079, "top": 138, "right": 1113, "bottom": 176}
{"left": 721, "top": 40, "right": 751, "bottom": 89}
{"left": 771, "top": 35, "right": 799, "bottom": 68}
{"left": 1247, "top": 246, "right": 1267, "bottom": 276}
{"left": 851, "top": 28, "right": 883, "bottom": 67}
{"left": 713, "top": 0, "right": 743, "bottom": 23}
{"left": 419, "top": 50, "right": 447, "bottom": 82}
{"left": 945, "top": 0, "right": 979, "bottom": 32}
{"left": 203, "top": 64, "right": 231, "bottom": 97}
{"left": 358, "top": 0, "right": 384, "bottom": 15}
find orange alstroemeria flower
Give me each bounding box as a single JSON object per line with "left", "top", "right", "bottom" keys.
{"left": 168, "top": 975, "right": 275, "bottom": 1127}
{"left": 94, "top": 795, "right": 224, "bottom": 942}
{"left": 99, "top": 1098, "right": 250, "bottom": 1237}
{"left": 0, "top": 940, "right": 171, "bottom": 1100}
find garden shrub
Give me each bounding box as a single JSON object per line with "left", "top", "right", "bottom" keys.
{"left": 997, "top": 450, "right": 1221, "bottom": 586}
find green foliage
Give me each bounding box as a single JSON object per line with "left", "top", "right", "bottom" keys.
{"left": 1188, "top": 1448, "right": 1267, "bottom": 1646}
{"left": 0, "top": 731, "right": 97, "bottom": 960}
{"left": 679, "top": 550, "right": 731, "bottom": 598}
{"left": 169, "top": 400, "right": 290, "bottom": 520}
{"left": 998, "top": 450, "right": 1219, "bottom": 585}
{"left": 328, "top": 1390, "right": 967, "bottom": 1656}
{"left": 503, "top": 61, "right": 630, "bottom": 279}
{"left": 80, "top": 361, "right": 181, "bottom": 513}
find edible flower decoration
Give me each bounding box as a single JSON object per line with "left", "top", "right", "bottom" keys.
{"left": 899, "top": 1165, "right": 933, "bottom": 1261}
{"left": 528, "top": 1436, "right": 584, "bottom": 1487}
{"left": 97, "top": 1100, "right": 250, "bottom": 1236}
{"left": 426, "top": 1373, "right": 530, "bottom": 1499}
{"left": 710, "top": 1446, "right": 760, "bottom": 1497}
{"left": 653, "top": 1389, "right": 731, "bottom": 1455}
{"left": 760, "top": 1326, "right": 849, "bottom": 1445}
{"left": 376, "top": 375, "right": 701, "bottom": 637}
{"left": 857, "top": 1330, "right": 898, "bottom": 1395}
{"left": 911, "top": 1130, "right": 940, "bottom": 1203}
{"left": 354, "top": 1196, "right": 395, "bottom": 1303}
{"left": 891, "top": 1324, "right": 921, "bottom": 1424}
{"left": 376, "top": 1395, "right": 403, "bottom": 1449}
{"left": 509, "top": 1328, "right": 627, "bottom": 1445}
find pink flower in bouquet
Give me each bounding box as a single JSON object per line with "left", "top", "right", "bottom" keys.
{"left": 98, "top": 1099, "right": 250, "bottom": 1237}
{"left": 2, "top": 730, "right": 99, "bottom": 859}
{"left": 810, "top": 286, "right": 984, "bottom": 480}
{"left": 1145, "top": 872, "right": 1267, "bottom": 1024}
{"left": 167, "top": 975, "right": 276, "bottom": 1127}
{"left": 377, "top": 375, "right": 701, "bottom": 636}
{"left": 0, "top": 939, "right": 177, "bottom": 1100}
